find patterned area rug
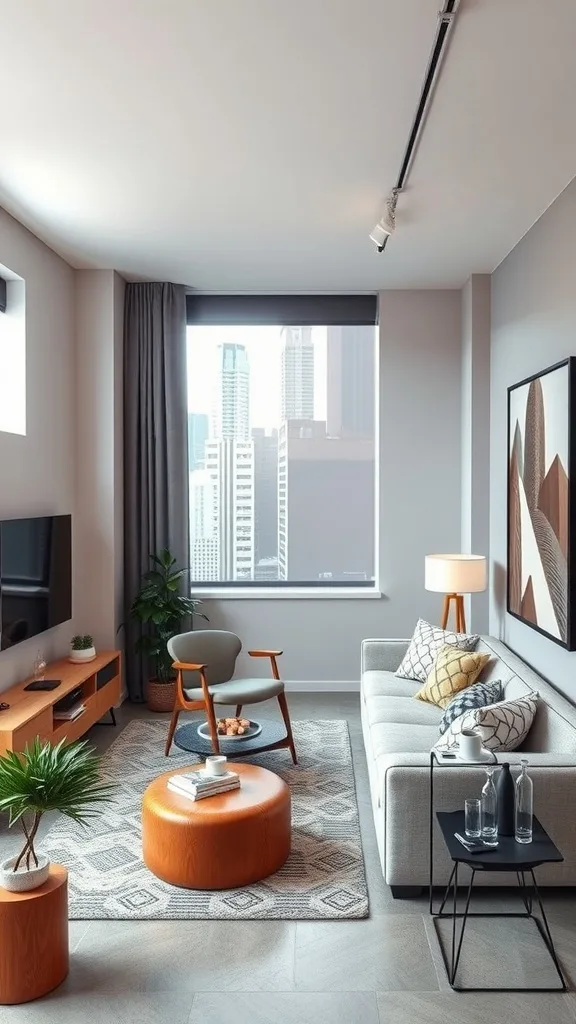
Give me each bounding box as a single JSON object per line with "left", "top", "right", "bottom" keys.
{"left": 41, "top": 719, "right": 369, "bottom": 920}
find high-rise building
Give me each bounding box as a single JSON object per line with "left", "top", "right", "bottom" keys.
{"left": 189, "top": 468, "right": 219, "bottom": 581}
{"left": 326, "top": 326, "right": 375, "bottom": 438}
{"left": 278, "top": 419, "right": 374, "bottom": 582}
{"left": 281, "top": 327, "right": 314, "bottom": 421}
{"left": 206, "top": 440, "right": 254, "bottom": 580}
{"left": 187, "top": 412, "right": 209, "bottom": 470}
{"left": 213, "top": 343, "right": 250, "bottom": 441}
{"left": 252, "top": 427, "right": 278, "bottom": 573}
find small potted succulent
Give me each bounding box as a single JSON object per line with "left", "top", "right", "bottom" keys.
{"left": 69, "top": 634, "right": 96, "bottom": 664}
{"left": 0, "top": 738, "right": 113, "bottom": 892}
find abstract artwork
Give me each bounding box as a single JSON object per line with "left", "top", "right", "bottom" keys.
{"left": 508, "top": 359, "right": 576, "bottom": 649}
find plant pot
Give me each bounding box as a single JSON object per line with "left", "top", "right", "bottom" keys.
{"left": 0, "top": 853, "right": 50, "bottom": 892}
{"left": 146, "top": 678, "right": 176, "bottom": 713}
{"left": 69, "top": 646, "right": 96, "bottom": 664}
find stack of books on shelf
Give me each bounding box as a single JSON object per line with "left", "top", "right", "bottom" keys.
{"left": 167, "top": 769, "right": 240, "bottom": 801}
{"left": 53, "top": 703, "right": 85, "bottom": 722}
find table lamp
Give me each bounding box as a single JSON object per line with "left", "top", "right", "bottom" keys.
{"left": 425, "top": 554, "right": 487, "bottom": 634}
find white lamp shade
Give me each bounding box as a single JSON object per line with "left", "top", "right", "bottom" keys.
{"left": 425, "top": 554, "right": 487, "bottom": 594}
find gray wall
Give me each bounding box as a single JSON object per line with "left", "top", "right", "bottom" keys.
{"left": 0, "top": 208, "right": 76, "bottom": 690}
{"left": 490, "top": 176, "right": 576, "bottom": 700}
{"left": 205, "top": 289, "right": 463, "bottom": 684}
{"left": 461, "top": 275, "right": 491, "bottom": 632}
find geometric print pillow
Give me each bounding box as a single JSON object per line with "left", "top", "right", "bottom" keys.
{"left": 415, "top": 646, "right": 491, "bottom": 708}
{"left": 438, "top": 678, "right": 503, "bottom": 735}
{"left": 396, "top": 618, "right": 480, "bottom": 684}
{"left": 436, "top": 691, "right": 539, "bottom": 753}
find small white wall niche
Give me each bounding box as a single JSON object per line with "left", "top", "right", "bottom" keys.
{"left": 0, "top": 265, "right": 26, "bottom": 436}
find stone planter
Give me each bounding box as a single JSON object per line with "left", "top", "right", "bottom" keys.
{"left": 69, "top": 646, "right": 96, "bottom": 664}
{"left": 0, "top": 853, "right": 50, "bottom": 893}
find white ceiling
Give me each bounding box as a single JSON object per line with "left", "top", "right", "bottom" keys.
{"left": 1, "top": 0, "right": 575, "bottom": 291}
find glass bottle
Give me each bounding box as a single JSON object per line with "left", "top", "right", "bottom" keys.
{"left": 481, "top": 767, "right": 498, "bottom": 846}
{"left": 32, "top": 650, "right": 47, "bottom": 680}
{"left": 515, "top": 760, "right": 533, "bottom": 844}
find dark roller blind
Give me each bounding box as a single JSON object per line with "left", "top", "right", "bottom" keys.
{"left": 0, "top": 278, "right": 6, "bottom": 314}
{"left": 186, "top": 294, "right": 378, "bottom": 326}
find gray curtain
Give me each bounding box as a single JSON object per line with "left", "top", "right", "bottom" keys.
{"left": 123, "top": 283, "right": 188, "bottom": 701}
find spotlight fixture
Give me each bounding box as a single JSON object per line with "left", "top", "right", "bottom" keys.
{"left": 369, "top": 0, "right": 461, "bottom": 254}
{"left": 369, "top": 189, "right": 400, "bottom": 251}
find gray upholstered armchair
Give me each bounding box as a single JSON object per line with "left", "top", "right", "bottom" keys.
{"left": 165, "top": 629, "right": 297, "bottom": 763}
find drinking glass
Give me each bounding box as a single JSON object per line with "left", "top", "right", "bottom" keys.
{"left": 465, "top": 798, "right": 482, "bottom": 839}
{"left": 515, "top": 759, "right": 533, "bottom": 844}
{"left": 481, "top": 767, "right": 498, "bottom": 846}
{"left": 32, "top": 650, "right": 47, "bottom": 680}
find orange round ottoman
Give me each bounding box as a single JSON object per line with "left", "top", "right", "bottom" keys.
{"left": 142, "top": 762, "right": 291, "bottom": 889}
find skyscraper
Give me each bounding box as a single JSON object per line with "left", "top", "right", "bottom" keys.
{"left": 189, "top": 468, "right": 219, "bottom": 581}
{"left": 278, "top": 419, "right": 374, "bottom": 581}
{"left": 213, "top": 343, "right": 250, "bottom": 441}
{"left": 281, "top": 327, "right": 314, "bottom": 421}
{"left": 206, "top": 441, "right": 254, "bottom": 580}
{"left": 252, "top": 427, "right": 278, "bottom": 575}
{"left": 326, "top": 326, "right": 375, "bottom": 438}
{"left": 188, "top": 412, "right": 209, "bottom": 470}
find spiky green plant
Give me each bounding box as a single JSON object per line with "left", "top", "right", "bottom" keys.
{"left": 0, "top": 738, "right": 114, "bottom": 872}
{"left": 128, "top": 549, "right": 207, "bottom": 684}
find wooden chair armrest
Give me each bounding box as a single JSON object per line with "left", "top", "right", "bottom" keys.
{"left": 172, "top": 661, "right": 208, "bottom": 671}
{"left": 248, "top": 650, "right": 283, "bottom": 658}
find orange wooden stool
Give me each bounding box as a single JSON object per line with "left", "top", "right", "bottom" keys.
{"left": 142, "top": 762, "right": 291, "bottom": 889}
{"left": 0, "top": 865, "right": 69, "bottom": 1004}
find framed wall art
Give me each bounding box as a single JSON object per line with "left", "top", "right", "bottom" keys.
{"left": 508, "top": 358, "right": 576, "bottom": 649}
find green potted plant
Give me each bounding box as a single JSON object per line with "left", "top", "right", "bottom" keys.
{"left": 129, "top": 549, "right": 207, "bottom": 711}
{"left": 0, "top": 738, "right": 113, "bottom": 892}
{"left": 69, "top": 634, "right": 96, "bottom": 664}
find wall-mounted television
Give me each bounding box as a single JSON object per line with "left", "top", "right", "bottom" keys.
{"left": 0, "top": 515, "right": 72, "bottom": 652}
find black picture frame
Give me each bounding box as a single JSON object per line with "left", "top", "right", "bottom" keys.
{"left": 507, "top": 357, "right": 576, "bottom": 650}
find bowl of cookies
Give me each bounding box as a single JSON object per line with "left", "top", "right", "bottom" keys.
{"left": 197, "top": 717, "right": 262, "bottom": 742}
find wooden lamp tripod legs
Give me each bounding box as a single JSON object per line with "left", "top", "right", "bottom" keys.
{"left": 440, "top": 593, "right": 466, "bottom": 633}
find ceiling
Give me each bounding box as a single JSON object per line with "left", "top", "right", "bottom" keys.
{"left": 1, "top": 0, "right": 575, "bottom": 291}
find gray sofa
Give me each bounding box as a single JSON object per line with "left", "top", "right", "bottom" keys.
{"left": 360, "top": 634, "right": 576, "bottom": 895}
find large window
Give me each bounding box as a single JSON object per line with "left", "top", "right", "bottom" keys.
{"left": 186, "top": 296, "right": 377, "bottom": 588}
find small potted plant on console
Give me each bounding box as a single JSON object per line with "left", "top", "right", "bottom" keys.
{"left": 69, "top": 634, "right": 96, "bottom": 664}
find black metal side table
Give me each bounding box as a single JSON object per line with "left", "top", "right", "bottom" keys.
{"left": 429, "top": 748, "right": 498, "bottom": 915}
{"left": 433, "top": 809, "right": 566, "bottom": 992}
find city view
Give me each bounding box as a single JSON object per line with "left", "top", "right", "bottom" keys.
{"left": 187, "top": 325, "right": 376, "bottom": 583}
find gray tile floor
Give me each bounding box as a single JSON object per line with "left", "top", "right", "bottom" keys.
{"left": 1, "top": 694, "right": 576, "bottom": 1022}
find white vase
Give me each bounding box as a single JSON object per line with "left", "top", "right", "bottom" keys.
{"left": 69, "top": 646, "right": 96, "bottom": 663}
{"left": 0, "top": 853, "right": 50, "bottom": 892}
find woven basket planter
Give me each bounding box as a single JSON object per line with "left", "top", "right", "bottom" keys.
{"left": 145, "top": 679, "right": 176, "bottom": 713}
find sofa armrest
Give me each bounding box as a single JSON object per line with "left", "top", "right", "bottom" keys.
{"left": 361, "top": 638, "right": 409, "bottom": 675}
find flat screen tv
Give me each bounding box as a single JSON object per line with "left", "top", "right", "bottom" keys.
{"left": 0, "top": 515, "right": 72, "bottom": 651}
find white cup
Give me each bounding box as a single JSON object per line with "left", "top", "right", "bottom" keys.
{"left": 458, "top": 729, "right": 483, "bottom": 761}
{"left": 204, "top": 755, "right": 227, "bottom": 776}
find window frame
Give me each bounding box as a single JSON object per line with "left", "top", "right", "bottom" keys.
{"left": 187, "top": 294, "right": 379, "bottom": 596}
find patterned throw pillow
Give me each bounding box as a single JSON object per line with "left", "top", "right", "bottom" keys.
{"left": 395, "top": 618, "right": 480, "bottom": 683}
{"left": 435, "top": 692, "right": 539, "bottom": 752}
{"left": 415, "top": 645, "right": 491, "bottom": 708}
{"left": 438, "top": 679, "right": 502, "bottom": 735}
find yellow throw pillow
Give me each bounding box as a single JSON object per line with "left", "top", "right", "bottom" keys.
{"left": 415, "top": 645, "right": 491, "bottom": 709}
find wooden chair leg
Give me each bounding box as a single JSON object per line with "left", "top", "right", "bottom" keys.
{"left": 205, "top": 698, "right": 220, "bottom": 755}
{"left": 164, "top": 708, "right": 180, "bottom": 757}
{"left": 235, "top": 705, "right": 243, "bottom": 718}
{"left": 277, "top": 691, "right": 297, "bottom": 765}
